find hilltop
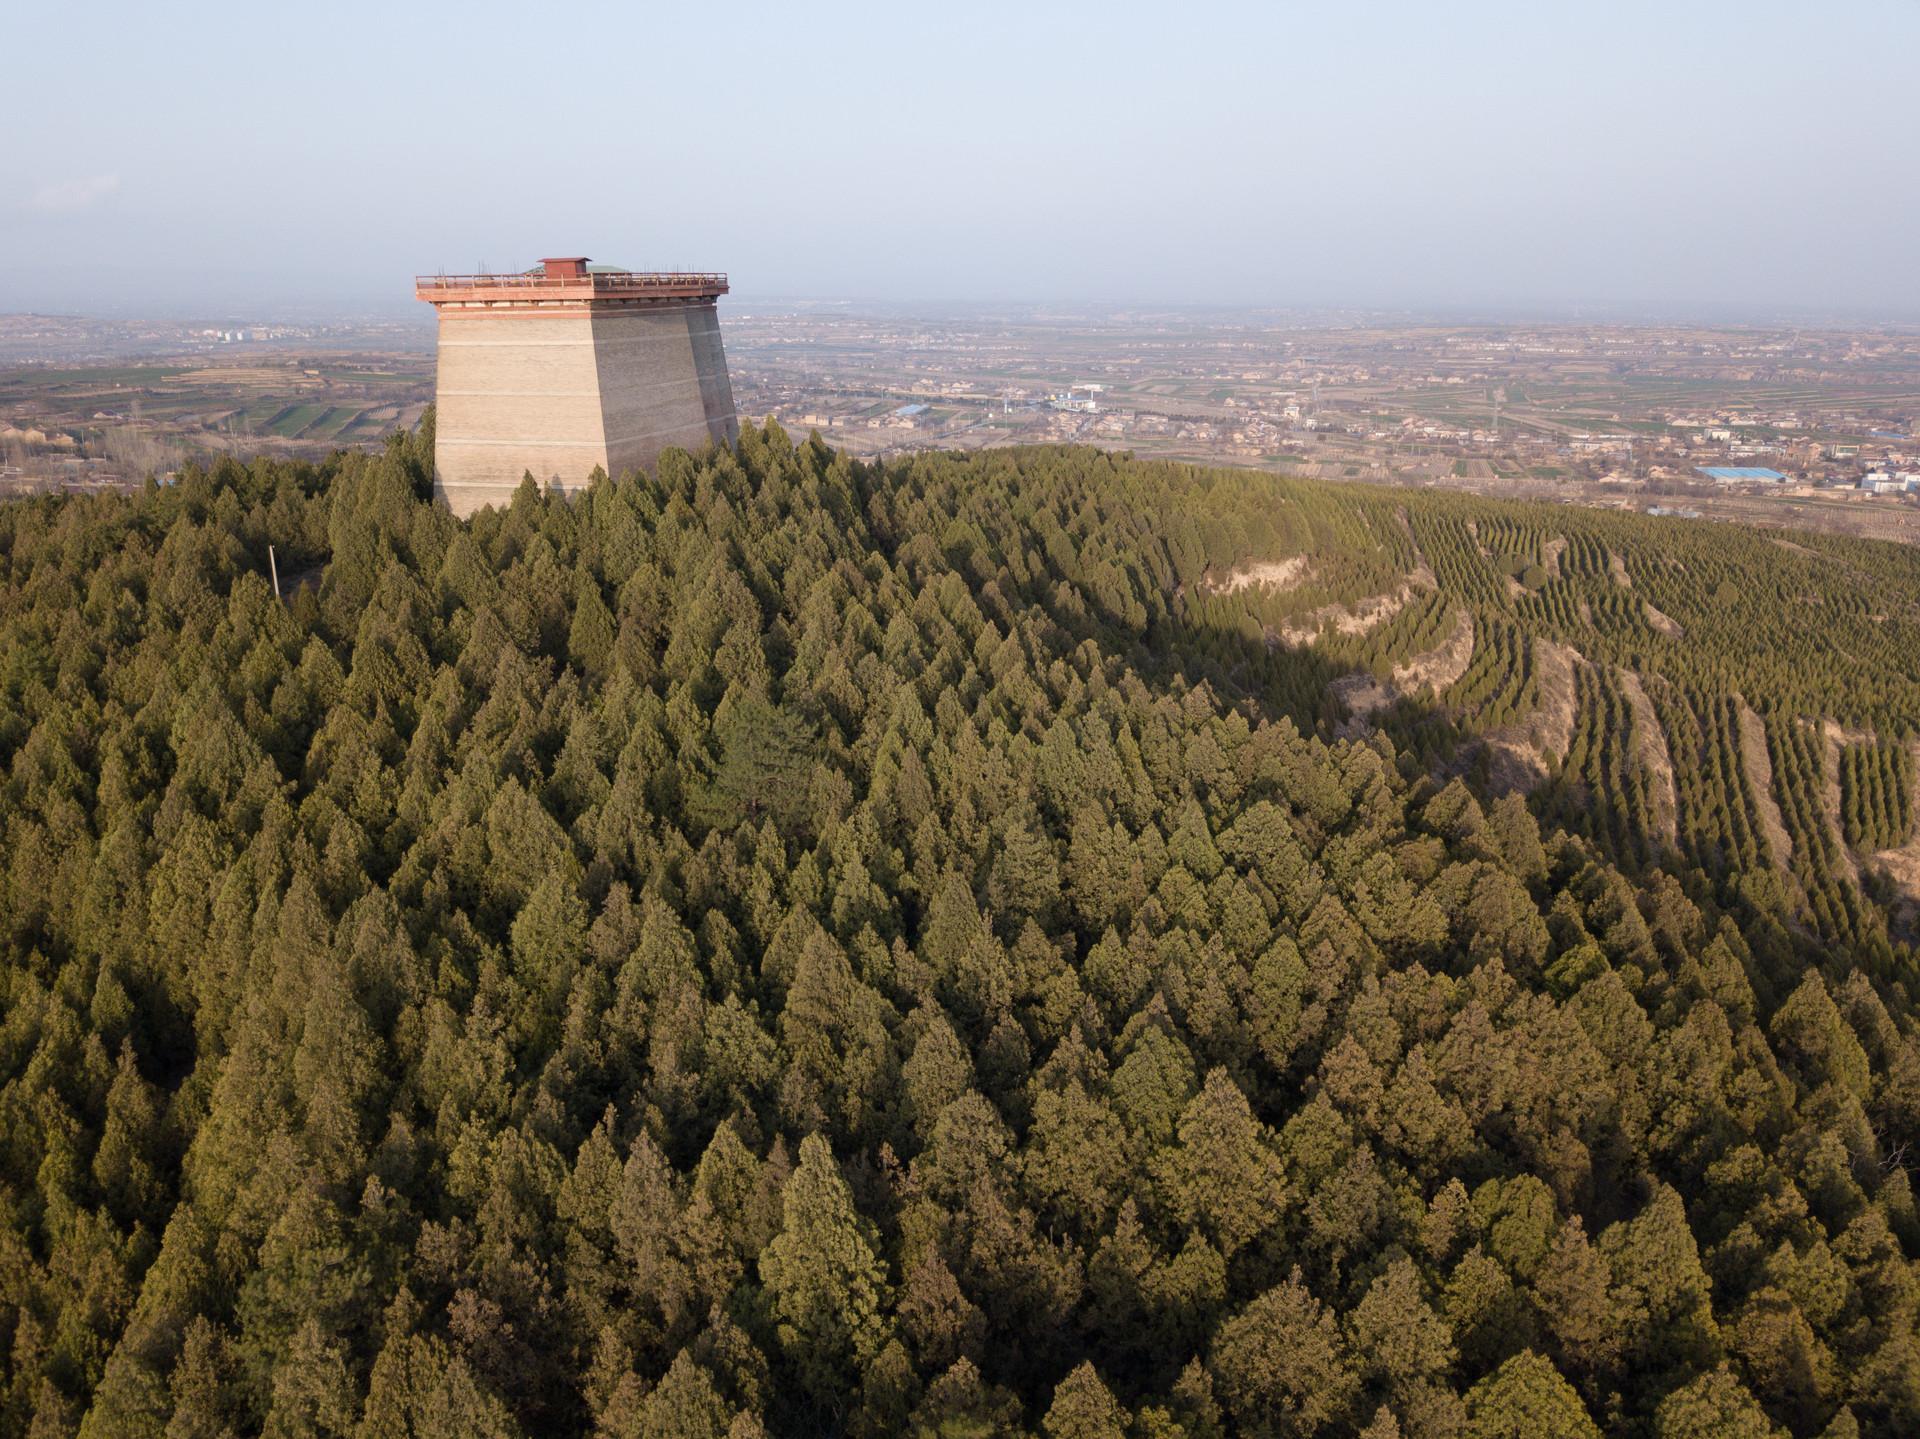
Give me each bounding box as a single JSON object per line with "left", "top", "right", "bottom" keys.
{"left": 1, "top": 427, "right": 1918, "bottom": 1438}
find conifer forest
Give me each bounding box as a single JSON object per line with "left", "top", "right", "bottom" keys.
{"left": 5, "top": 419, "right": 1920, "bottom": 1439}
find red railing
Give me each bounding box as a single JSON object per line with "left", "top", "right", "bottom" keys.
{"left": 415, "top": 271, "right": 727, "bottom": 295}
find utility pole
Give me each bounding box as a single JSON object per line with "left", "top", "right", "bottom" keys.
{"left": 269, "top": 544, "right": 281, "bottom": 600}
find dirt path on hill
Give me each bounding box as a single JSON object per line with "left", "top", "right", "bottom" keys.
{"left": 1736, "top": 697, "right": 1794, "bottom": 873}
{"left": 1542, "top": 536, "right": 1567, "bottom": 581}
{"left": 1619, "top": 671, "right": 1679, "bottom": 846}
{"left": 1608, "top": 550, "right": 1632, "bottom": 588}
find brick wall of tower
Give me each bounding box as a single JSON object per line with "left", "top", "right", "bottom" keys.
{"left": 686, "top": 300, "right": 741, "bottom": 447}
{"left": 593, "top": 301, "right": 739, "bottom": 483}
{"left": 431, "top": 311, "right": 609, "bottom": 517}
{"left": 430, "top": 299, "right": 738, "bottom": 519}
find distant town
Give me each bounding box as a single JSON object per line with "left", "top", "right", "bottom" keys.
{"left": 724, "top": 306, "right": 1920, "bottom": 544}
{"left": 4, "top": 304, "right": 1918, "bottom": 544}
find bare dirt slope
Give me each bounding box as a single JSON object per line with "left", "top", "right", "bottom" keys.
{"left": 1736, "top": 697, "right": 1794, "bottom": 873}
{"left": 1277, "top": 583, "right": 1417, "bottom": 647}
{"left": 1821, "top": 718, "right": 1875, "bottom": 747}
{"left": 1201, "top": 556, "right": 1312, "bottom": 596}
{"left": 1534, "top": 641, "right": 1580, "bottom": 758}
{"left": 1619, "top": 671, "right": 1679, "bottom": 846}
{"left": 1643, "top": 602, "right": 1684, "bottom": 638}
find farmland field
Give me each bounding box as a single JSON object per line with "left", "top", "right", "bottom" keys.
{"left": 268, "top": 402, "right": 328, "bottom": 436}
{"left": 0, "top": 350, "right": 433, "bottom": 489}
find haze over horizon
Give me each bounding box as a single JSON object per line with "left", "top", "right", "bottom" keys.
{"left": 6, "top": 0, "right": 1917, "bottom": 320}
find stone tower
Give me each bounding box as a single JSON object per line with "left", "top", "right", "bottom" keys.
{"left": 415, "top": 257, "right": 738, "bottom": 517}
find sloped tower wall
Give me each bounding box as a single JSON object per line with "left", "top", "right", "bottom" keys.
{"left": 417, "top": 260, "right": 737, "bottom": 518}
{"left": 592, "top": 304, "right": 738, "bottom": 489}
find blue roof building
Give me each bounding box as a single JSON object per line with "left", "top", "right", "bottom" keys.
{"left": 1698, "top": 466, "right": 1788, "bottom": 483}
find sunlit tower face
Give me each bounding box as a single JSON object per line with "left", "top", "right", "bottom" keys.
{"left": 414, "top": 257, "right": 738, "bottom": 517}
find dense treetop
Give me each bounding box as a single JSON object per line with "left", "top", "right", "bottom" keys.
{"left": 2, "top": 422, "right": 1918, "bottom": 1438}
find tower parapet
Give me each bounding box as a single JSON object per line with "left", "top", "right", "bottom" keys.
{"left": 415, "top": 256, "right": 738, "bottom": 517}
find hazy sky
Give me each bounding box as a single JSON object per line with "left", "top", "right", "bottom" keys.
{"left": 5, "top": 0, "right": 1917, "bottom": 318}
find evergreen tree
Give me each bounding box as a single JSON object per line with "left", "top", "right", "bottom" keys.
{"left": 5, "top": 430, "right": 1920, "bottom": 1439}
{"left": 1462, "top": 1351, "right": 1601, "bottom": 1439}
{"left": 758, "top": 1135, "right": 893, "bottom": 1405}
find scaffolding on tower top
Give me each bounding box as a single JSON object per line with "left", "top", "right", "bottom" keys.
{"left": 415, "top": 257, "right": 728, "bottom": 307}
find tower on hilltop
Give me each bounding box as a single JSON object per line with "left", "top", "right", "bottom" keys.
{"left": 415, "top": 257, "right": 738, "bottom": 517}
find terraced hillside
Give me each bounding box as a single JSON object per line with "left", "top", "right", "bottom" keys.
{"left": 1185, "top": 472, "right": 1920, "bottom": 959}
